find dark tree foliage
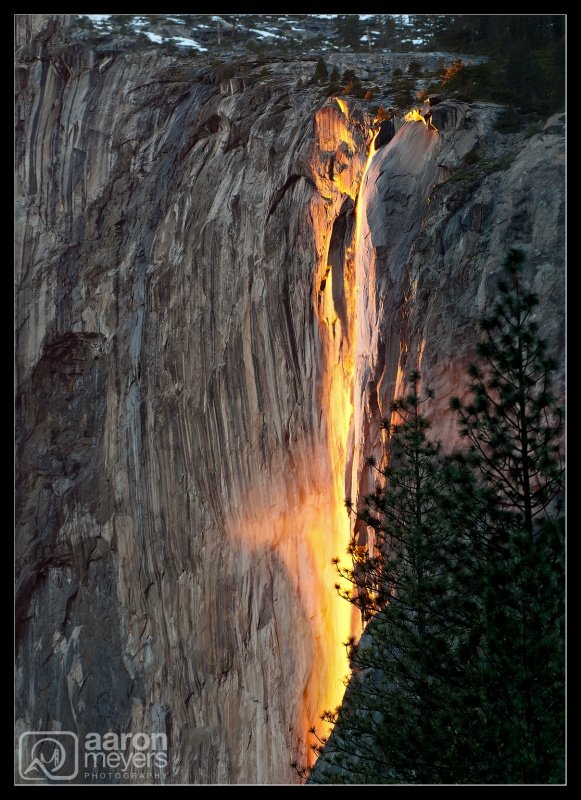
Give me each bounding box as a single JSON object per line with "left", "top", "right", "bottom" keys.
{"left": 336, "top": 15, "right": 363, "bottom": 49}
{"left": 313, "top": 56, "right": 328, "bottom": 83}
{"left": 379, "top": 15, "right": 397, "bottom": 48}
{"left": 391, "top": 72, "right": 416, "bottom": 111}
{"left": 450, "top": 248, "right": 565, "bottom": 783}
{"left": 406, "top": 60, "right": 423, "bottom": 78}
{"left": 311, "top": 251, "right": 564, "bottom": 784}
{"left": 340, "top": 68, "right": 365, "bottom": 98}
{"left": 426, "top": 15, "right": 564, "bottom": 115}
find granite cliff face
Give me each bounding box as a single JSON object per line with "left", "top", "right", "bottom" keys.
{"left": 15, "top": 16, "right": 564, "bottom": 784}
{"left": 348, "top": 102, "right": 565, "bottom": 551}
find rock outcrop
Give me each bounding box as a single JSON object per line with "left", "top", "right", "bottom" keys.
{"left": 15, "top": 15, "right": 564, "bottom": 785}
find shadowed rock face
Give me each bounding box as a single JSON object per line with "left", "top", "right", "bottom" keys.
{"left": 15, "top": 16, "right": 564, "bottom": 785}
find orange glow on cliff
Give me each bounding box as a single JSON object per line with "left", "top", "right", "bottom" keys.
{"left": 335, "top": 97, "right": 349, "bottom": 116}
{"left": 391, "top": 358, "right": 407, "bottom": 429}
{"left": 226, "top": 438, "right": 355, "bottom": 770}
{"left": 311, "top": 252, "right": 356, "bottom": 753}
{"left": 405, "top": 108, "right": 428, "bottom": 126}
{"left": 405, "top": 108, "right": 438, "bottom": 132}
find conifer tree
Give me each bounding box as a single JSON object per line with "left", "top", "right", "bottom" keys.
{"left": 313, "top": 57, "right": 328, "bottom": 83}
{"left": 336, "top": 15, "right": 363, "bottom": 49}
{"left": 450, "top": 248, "right": 565, "bottom": 783}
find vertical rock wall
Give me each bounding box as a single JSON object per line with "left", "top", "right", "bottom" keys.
{"left": 15, "top": 16, "right": 373, "bottom": 783}
{"left": 15, "top": 15, "right": 564, "bottom": 785}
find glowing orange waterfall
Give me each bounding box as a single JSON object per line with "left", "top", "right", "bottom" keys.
{"left": 312, "top": 127, "right": 379, "bottom": 740}
{"left": 225, "top": 106, "right": 379, "bottom": 777}
{"left": 294, "top": 121, "right": 380, "bottom": 764}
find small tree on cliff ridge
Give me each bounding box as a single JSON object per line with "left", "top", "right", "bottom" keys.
{"left": 313, "top": 57, "right": 328, "bottom": 83}
{"left": 310, "top": 250, "right": 564, "bottom": 784}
